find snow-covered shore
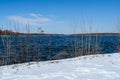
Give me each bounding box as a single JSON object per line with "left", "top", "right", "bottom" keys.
{"left": 0, "top": 53, "right": 120, "bottom": 80}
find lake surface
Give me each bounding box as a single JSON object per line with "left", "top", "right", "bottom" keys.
{"left": 0, "top": 35, "right": 120, "bottom": 65}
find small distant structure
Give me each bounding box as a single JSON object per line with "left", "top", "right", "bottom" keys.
{"left": 38, "top": 27, "right": 44, "bottom": 34}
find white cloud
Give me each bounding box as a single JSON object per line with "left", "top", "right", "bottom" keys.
{"left": 7, "top": 14, "right": 52, "bottom": 25}
{"left": 29, "top": 13, "right": 43, "bottom": 18}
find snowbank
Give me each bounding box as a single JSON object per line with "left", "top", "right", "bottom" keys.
{"left": 0, "top": 53, "right": 120, "bottom": 80}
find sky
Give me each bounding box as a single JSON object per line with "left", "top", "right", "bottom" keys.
{"left": 0, "top": 0, "right": 120, "bottom": 34}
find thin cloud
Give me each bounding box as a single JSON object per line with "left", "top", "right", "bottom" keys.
{"left": 29, "top": 13, "right": 43, "bottom": 18}
{"left": 7, "top": 14, "right": 52, "bottom": 25}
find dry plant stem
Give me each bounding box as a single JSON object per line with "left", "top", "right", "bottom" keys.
{"left": 73, "top": 21, "right": 77, "bottom": 57}
{"left": 26, "top": 22, "right": 30, "bottom": 64}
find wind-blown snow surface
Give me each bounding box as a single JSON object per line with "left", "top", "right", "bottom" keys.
{"left": 0, "top": 53, "right": 120, "bottom": 80}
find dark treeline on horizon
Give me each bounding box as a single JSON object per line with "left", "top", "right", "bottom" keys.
{"left": 0, "top": 29, "right": 120, "bottom": 36}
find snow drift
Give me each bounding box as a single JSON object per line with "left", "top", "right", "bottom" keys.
{"left": 0, "top": 53, "right": 120, "bottom": 80}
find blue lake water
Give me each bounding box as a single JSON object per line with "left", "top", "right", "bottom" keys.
{"left": 0, "top": 35, "right": 120, "bottom": 65}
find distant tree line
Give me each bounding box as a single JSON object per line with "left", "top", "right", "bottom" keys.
{"left": 0, "top": 29, "right": 64, "bottom": 36}
{"left": 0, "top": 29, "right": 17, "bottom": 35}
{"left": 1, "top": 29, "right": 120, "bottom": 36}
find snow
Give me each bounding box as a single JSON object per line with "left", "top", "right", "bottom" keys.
{"left": 0, "top": 53, "right": 120, "bottom": 80}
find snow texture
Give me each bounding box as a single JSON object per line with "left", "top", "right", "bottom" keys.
{"left": 0, "top": 53, "right": 120, "bottom": 80}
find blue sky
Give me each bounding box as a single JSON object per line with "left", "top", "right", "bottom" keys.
{"left": 0, "top": 0, "right": 120, "bottom": 34}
